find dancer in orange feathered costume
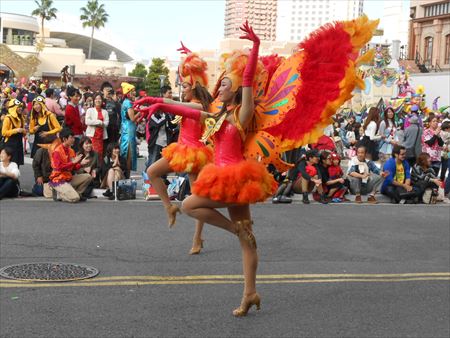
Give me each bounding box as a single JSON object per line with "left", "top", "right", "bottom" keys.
{"left": 137, "top": 16, "right": 378, "bottom": 317}
{"left": 133, "top": 43, "right": 214, "bottom": 255}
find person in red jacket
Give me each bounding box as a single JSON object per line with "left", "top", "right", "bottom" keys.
{"left": 49, "top": 128, "right": 92, "bottom": 202}
{"left": 64, "top": 87, "right": 84, "bottom": 151}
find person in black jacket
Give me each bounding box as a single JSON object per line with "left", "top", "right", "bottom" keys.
{"left": 145, "top": 86, "right": 178, "bottom": 169}
{"left": 292, "top": 149, "right": 327, "bottom": 204}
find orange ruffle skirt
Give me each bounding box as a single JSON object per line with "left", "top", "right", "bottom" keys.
{"left": 192, "top": 160, "right": 278, "bottom": 204}
{"left": 162, "top": 142, "right": 213, "bottom": 174}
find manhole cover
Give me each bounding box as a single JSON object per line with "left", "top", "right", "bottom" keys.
{"left": 0, "top": 263, "right": 99, "bottom": 282}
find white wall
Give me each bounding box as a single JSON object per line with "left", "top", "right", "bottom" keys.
{"left": 409, "top": 72, "right": 450, "bottom": 108}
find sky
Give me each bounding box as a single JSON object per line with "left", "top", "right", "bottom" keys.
{"left": 2, "top": 0, "right": 387, "bottom": 61}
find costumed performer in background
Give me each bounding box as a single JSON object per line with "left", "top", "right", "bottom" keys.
{"left": 133, "top": 44, "right": 214, "bottom": 255}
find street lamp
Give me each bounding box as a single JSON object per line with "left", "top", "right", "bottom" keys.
{"left": 158, "top": 74, "right": 166, "bottom": 97}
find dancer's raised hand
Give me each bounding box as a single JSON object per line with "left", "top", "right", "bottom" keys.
{"left": 239, "top": 20, "right": 260, "bottom": 45}
{"left": 177, "top": 41, "right": 192, "bottom": 55}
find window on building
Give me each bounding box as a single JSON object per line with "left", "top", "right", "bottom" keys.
{"left": 445, "top": 34, "right": 450, "bottom": 64}
{"left": 424, "top": 36, "right": 433, "bottom": 64}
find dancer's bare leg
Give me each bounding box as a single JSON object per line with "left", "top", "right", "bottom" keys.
{"left": 188, "top": 173, "right": 205, "bottom": 254}
{"left": 147, "top": 157, "right": 172, "bottom": 207}
{"left": 181, "top": 195, "right": 235, "bottom": 234}
{"left": 147, "top": 157, "right": 180, "bottom": 226}
{"left": 228, "top": 205, "right": 257, "bottom": 298}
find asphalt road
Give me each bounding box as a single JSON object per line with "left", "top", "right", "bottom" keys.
{"left": 0, "top": 200, "right": 449, "bottom": 337}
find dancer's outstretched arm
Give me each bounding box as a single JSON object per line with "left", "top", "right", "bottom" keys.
{"left": 134, "top": 96, "right": 203, "bottom": 110}
{"left": 136, "top": 103, "right": 211, "bottom": 122}
{"left": 238, "top": 20, "right": 260, "bottom": 130}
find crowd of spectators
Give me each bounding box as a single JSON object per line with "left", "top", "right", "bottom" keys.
{"left": 1, "top": 78, "right": 449, "bottom": 205}
{"left": 272, "top": 104, "right": 450, "bottom": 205}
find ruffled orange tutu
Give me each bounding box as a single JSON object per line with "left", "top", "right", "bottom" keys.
{"left": 162, "top": 142, "right": 213, "bottom": 174}
{"left": 192, "top": 160, "right": 278, "bottom": 204}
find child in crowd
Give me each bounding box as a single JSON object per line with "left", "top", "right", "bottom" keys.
{"left": 327, "top": 152, "right": 348, "bottom": 202}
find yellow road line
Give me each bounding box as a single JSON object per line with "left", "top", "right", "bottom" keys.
{"left": 3, "top": 272, "right": 448, "bottom": 284}
{"left": 0, "top": 276, "right": 449, "bottom": 288}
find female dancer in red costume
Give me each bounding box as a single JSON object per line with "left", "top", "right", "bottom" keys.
{"left": 138, "top": 16, "right": 379, "bottom": 316}
{"left": 137, "top": 22, "right": 277, "bottom": 316}
{"left": 134, "top": 46, "right": 213, "bottom": 255}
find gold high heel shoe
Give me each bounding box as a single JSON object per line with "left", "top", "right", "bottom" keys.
{"left": 232, "top": 293, "right": 261, "bottom": 317}
{"left": 165, "top": 204, "right": 181, "bottom": 228}
{"left": 189, "top": 239, "right": 204, "bottom": 255}
{"left": 235, "top": 220, "right": 257, "bottom": 249}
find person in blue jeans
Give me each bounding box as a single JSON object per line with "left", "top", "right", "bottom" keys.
{"left": 382, "top": 145, "right": 418, "bottom": 203}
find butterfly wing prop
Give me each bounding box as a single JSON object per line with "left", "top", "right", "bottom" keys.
{"left": 244, "top": 15, "right": 379, "bottom": 171}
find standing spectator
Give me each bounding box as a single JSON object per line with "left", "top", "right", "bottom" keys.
{"left": 101, "top": 83, "right": 121, "bottom": 145}
{"left": 85, "top": 93, "right": 108, "bottom": 160}
{"left": 58, "top": 86, "right": 68, "bottom": 110}
{"left": 440, "top": 121, "right": 450, "bottom": 182}
{"left": 100, "top": 142, "right": 128, "bottom": 199}
{"left": 381, "top": 145, "right": 418, "bottom": 204}
{"left": 403, "top": 115, "right": 422, "bottom": 167}
{"left": 146, "top": 86, "right": 177, "bottom": 168}
{"left": 119, "top": 83, "right": 141, "bottom": 172}
{"left": 64, "top": 87, "right": 84, "bottom": 152}
{"left": 32, "top": 146, "right": 52, "bottom": 197}
{"left": 29, "top": 96, "right": 62, "bottom": 157}
{"left": 378, "top": 107, "right": 399, "bottom": 166}
{"left": 411, "top": 152, "right": 442, "bottom": 203}
{"left": 0, "top": 147, "right": 20, "bottom": 199}
{"left": 44, "top": 88, "right": 64, "bottom": 120}
{"left": 49, "top": 128, "right": 93, "bottom": 203}
{"left": 360, "top": 107, "right": 382, "bottom": 161}
{"left": 293, "top": 149, "right": 327, "bottom": 204}
{"left": 1, "top": 99, "right": 26, "bottom": 166}
{"left": 347, "top": 145, "right": 387, "bottom": 203}
{"left": 422, "top": 113, "right": 444, "bottom": 176}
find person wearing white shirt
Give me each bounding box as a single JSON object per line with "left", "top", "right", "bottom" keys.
{"left": 360, "top": 107, "right": 383, "bottom": 161}
{"left": 85, "top": 93, "right": 109, "bottom": 159}
{"left": 0, "top": 147, "right": 20, "bottom": 199}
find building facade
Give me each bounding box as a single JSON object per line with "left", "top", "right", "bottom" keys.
{"left": 277, "top": 0, "right": 364, "bottom": 42}
{"left": 224, "top": 0, "right": 277, "bottom": 41}
{"left": 0, "top": 12, "right": 133, "bottom": 82}
{"left": 408, "top": 0, "right": 450, "bottom": 70}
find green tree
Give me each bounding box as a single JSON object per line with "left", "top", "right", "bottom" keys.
{"left": 128, "top": 63, "right": 148, "bottom": 78}
{"left": 80, "top": 0, "right": 109, "bottom": 59}
{"left": 145, "top": 58, "right": 170, "bottom": 97}
{"left": 31, "top": 0, "right": 57, "bottom": 44}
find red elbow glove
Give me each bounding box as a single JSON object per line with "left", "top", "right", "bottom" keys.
{"left": 133, "top": 96, "right": 163, "bottom": 109}
{"left": 240, "top": 20, "right": 260, "bottom": 87}
{"left": 137, "top": 103, "right": 201, "bottom": 121}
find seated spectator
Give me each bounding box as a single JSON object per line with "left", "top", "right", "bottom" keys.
{"left": 347, "top": 145, "right": 388, "bottom": 203}
{"left": 75, "top": 136, "right": 99, "bottom": 198}
{"left": 292, "top": 149, "right": 328, "bottom": 204}
{"left": 100, "top": 142, "right": 129, "bottom": 199}
{"left": 0, "top": 147, "right": 20, "bottom": 199}
{"left": 411, "top": 152, "right": 442, "bottom": 203}
{"left": 31, "top": 146, "right": 52, "bottom": 197}
{"left": 326, "top": 152, "right": 348, "bottom": 202}
{"left": 381, "top": 145, "right": 418, "bottom": 204}
{"left": 49, "top": 128, "right": 93, "bottom": 203}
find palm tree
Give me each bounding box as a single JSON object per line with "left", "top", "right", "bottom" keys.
{"left": 31, "top": 0, "right": 58, "bottom": 44}
{"left": 80, "top": 0, "right": 109, "bottom": 59}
